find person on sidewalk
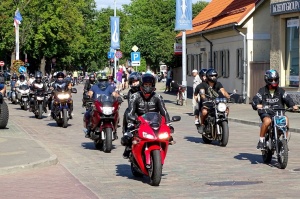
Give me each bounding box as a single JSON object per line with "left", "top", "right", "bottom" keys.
{"left": 194, "top": 69, "right": 208, "bottom": 126}
{"left": 198, "top": 68, "right": 231, "bottom": 134}
{"left": 192, "top": 69, "right": 202, "bottom": 121}
{"left": 252, "top": 69, "right": 298, "bottom": 150}
{"left": 164, "top": 67, "right": 173, "bottom": 92}
{"left": 121, "top": 73, "right": 175, "bottom": 159}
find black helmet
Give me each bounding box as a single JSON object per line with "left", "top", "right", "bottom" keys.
{"left": 199, "top": 69, "right": 208, "bottom": 78}
{"left": 140, "top": 73, "right": 156, "bottom": 98}
{"left": 12, "top": 73, "right": 18, "bottom": 80}
{"left": 19, "top": 74, "right": 25, "bottom": 82}
{"left": 97, "top": 73, "right": 108, "bottom": 82}
{"left": 264, "top": 69, "right": 279, "bottom": 89}
{"left": 206, "top": 68, "right": 218, "bottom": 83}
{"left": 129, "top": 72, "right": 141, "bottom": 92}
{"left": 89, "top": 74, "right": 95, "bottom": 82}
{"left": 56, "top": 72, "right": 65, "bottom": 79}
{"left": 35, "top": 71, "right": 43, "bottom": 83}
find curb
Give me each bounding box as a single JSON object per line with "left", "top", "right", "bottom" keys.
{"left": 0, "top": 154, "right": 58, "bottom": 175}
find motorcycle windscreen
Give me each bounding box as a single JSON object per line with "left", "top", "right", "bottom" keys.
{"left": 142, "top": 112, "right": 162, "bottom": 129}
{"left": 97, "top": 94, "right": 116, "bottom": 106}
{"left": 55, "top": 83, "right": 67, "bottom": 92}
{"left": 19, "top": 84, "right": 29, "bottom": 90}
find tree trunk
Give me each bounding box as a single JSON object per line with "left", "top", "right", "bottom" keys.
{"left": 40, "top": 56, "right": 46, "bottom": 75}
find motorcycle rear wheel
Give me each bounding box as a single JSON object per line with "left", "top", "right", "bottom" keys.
{"left": 131, "top": 163, "right": 143, "bottom": 177}
{"left": 103, "top": 128, "right": 113, "bottom": 153}
{"left": 0, "top": 102, "right": 9, "bottom": 129}
{"left": 219, "top": 121, "right": 229, "bottom": 147}
{"left": 23, "top": 101, "right": 28, "bottom": 111}
{"left": 148, "top": 149, "right": 162, "bottom": 186}
{"left": 262, "top": 149, "right": 272, "bottom": 164}
{"left": 277, "top": 139, "right": 288, "bottom": 169}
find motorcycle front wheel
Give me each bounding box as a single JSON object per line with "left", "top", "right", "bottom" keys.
{"left": 62, "top": 109, "right": 68, "bottom": 128}
{"left": 38, "top": 104, "right": 43, "bottom": 119}
{"left": 219, "top": 121, "right": 229, "bottom": 147}
{"left": 23, "top": 101, "right": 28, "bottom": 111}
{"left": 277, "top": 139, "right": 288, "bottom": 169}
{"left": 148, "top": 149, "right": 162, "bottom": 186}
{"left": 103, "top": 128, "right": 112, "bottom": 153}
{"left": 0, "top": 102, "right": 9, "bottom": 129}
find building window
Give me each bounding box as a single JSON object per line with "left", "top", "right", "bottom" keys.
{"left": 220, "top": 50, "right": 230, "bottom": 78}
{"left": 286, "top": 18, "right": 299, "bottom": 87}
{"left": 213, "top": 51, "right": 220, "bottom": 75}
{"left": 237, "top": 48, "right": 243, "bottom": 79}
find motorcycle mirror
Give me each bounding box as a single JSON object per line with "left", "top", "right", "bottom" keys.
{"left": 71, "top": 88, "right": 77, "bottom": 93}
{"left": 171, "top": 116, "right": 181, "bottom": 122}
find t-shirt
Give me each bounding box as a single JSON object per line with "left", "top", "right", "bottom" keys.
{"left": 195, "top": 82, "right": 224, "bottom": 98}
{"left": 90, "top": 83, "right": 115, "bottom": 99}
{"left": 116, "top": 71, "right": 122, "bottom": 82}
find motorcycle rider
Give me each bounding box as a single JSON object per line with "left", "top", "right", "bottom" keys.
{"left": 121, "top": 73, "right": 174, "bottom": 159}
{"left": 193, "top": 69, "right": 208, "bottom": 125}
{"left": 15, "top": 74, "right": 29, "bottom": 101}
{"left": 122, "top": 72, "right": 141, "bottom": 134}
{"left": 252, "top": 69, "right": 298, "bottom": 150}
{"left": 29, "top": 71, "right": 48, "bottom": 112}
{"left": 28, "top": 73, "right": 35, "bottom": 85}
{"left": 82, "top": 74, "right": 96, "bottom": 107}
{"left": 7, "top": 73, "right": 18, "bottom": 100}
{"left": 198, "top": 68, "right": 231, "bottom": 134}
{"left": 84, "top": 73, "right": 120, "bottom": 138}
{"left": 49, "top": 71, "right": 73, "bottom": 119}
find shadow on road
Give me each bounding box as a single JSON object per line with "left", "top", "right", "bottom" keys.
{"left": 234, "top": 153, "right": 263, "bottom": 164}
{"left": 184, "top": 136, "right": 204, "bottom": 144}
{"left": 46, "top": 122, "right": 73, "bottom": 128}
{"left": 81, "top": 142, "right": 117, "bottom": 151}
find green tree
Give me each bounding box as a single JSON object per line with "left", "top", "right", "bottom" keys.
{"left": 192, "top": 1, "right": 209, "bottom": 18}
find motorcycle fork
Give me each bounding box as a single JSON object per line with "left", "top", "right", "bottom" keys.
{"left": 144, "top": 143, "right": 162, "bottom": 168}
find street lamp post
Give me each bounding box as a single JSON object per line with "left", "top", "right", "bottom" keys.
{"left": 114, "top": 0, "right": 117, "bottom": 80}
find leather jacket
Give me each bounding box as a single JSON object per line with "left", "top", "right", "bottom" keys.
{"left": 127, "top": 91, "right": 171, "bottom": 124}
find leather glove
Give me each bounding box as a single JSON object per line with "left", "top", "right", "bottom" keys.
{"left": 127, "top": 123, "right": 135, "bottom": 131}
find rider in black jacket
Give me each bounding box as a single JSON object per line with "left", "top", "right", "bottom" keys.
{"left": 122, "top": 72, "right": 141, "bottom": 134}
{"left": 82, "top": 74, "right": 96, "bottom": 107}
{"left": 121, "top": 73, "right": 173, "bottom": 158}
{"left": 252, "top": 69, "right": 298, "bottom": 150}
{"left": 29, "top": 71, "right": 48, "bottom": 112}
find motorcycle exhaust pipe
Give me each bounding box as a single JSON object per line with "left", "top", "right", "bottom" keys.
{"left": 101, "top": 131, "right": 105, "bottom": 140}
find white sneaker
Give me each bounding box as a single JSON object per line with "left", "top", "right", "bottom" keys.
{"left": 194, "top": 120, "right": 200, "bottom": 125}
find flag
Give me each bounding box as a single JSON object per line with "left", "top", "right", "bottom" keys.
{"left": 175, "top": 0, "right": 193, "bottom": 30}
{"left": 14, "top": 10, "right": 23, "bottom": 27}
{"left": 110, "top": 16, "right": 120, "bottom": 49}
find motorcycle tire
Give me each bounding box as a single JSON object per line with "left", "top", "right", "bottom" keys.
{"left": 131, "top": 163, "right": 143, "bottom": 177}
{"left": 277, "top": 139, "right": 288, "bottom": 169}
{"left": 262, "top": 149, "right": 272, "bottom": 164}
{"left": 62, "top": 109, "right": 68, "bottom": 128}
{"left": 0, "top": 101, "right": 9, "bottom": 129}
{"left": 38, "top": 104, "right": 43, "bottom": 119}
{"left": 148, "top": 149, "right": 162, "bottom": 186}
{"left": 23, "top": 101, "right": 28, "bottom": 111}
{"left": 103, "top": 128, "right": 113, "bottom": 153}
{"left": 94, "top": 140, "right": 103, "bottom": 150}
{"left": 219, "top": 121, "right": 229, "bottom": 147}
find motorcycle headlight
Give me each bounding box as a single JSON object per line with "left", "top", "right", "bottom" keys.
{"left": 217, "top": 103, "right": 227, "bottom": 112}
{"left": 36, "top": 96, "right": 44, "bottom": 100}
{"left": 158, "top": 132, "right": 169, "bottom": 140}
{"left": 142, "top": 132, "right": 155, "bottom": 139}
{"left": 101, "top": 107, "right": 114, "bottom": 115}
{"left": 57, "top": 93, "right": 70, "bottom": 99}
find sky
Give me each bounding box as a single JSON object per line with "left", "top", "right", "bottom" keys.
{"left": 95, "top": 0, "right": 211, "bottom": 10}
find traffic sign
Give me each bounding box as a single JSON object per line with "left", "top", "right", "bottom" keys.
{"left": 131, "top": 52, "right": 140, "bottom": 66}
{"left": 0, "top": 61, "right": 4, "bottom": 67}
{"left": 132, "top": 45, "right": 139, "bottom": 52}
{"left": 115, "top": 51, "right": 122, "bottom": 59}
{"left": 19, "top": 66, "right": 26, "bottom": 73}
{"left": 107, "top": 51, "right": 114, "bottom": 59}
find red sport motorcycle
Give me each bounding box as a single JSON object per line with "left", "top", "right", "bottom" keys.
{"left": 84, "top": 94, "right": 121, "bottom": 153}
{"left": 127, "top": 112, "right": 180, "bottom": 186}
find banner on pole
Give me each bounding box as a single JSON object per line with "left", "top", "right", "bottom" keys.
{"left": 175, "top": 0, "right": 192, "bottom": 30}
{"left": 14, "top": 9, "right": 23, "bottom": 27}
{"left": 110, "top": 16, "right": 120, "bottom": 49}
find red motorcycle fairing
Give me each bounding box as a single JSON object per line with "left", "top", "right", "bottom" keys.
{"left": 131, "top": 113, "right": 170, "bottom": 176}
{"left": 90, "top": 95, "right": 120, "bottom": 132}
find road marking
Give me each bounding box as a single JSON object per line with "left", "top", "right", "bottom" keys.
{"left": 0, "top": 138, "right": 7, "bottom": 143}
{"left": 0, "top": 151, "right": 26, "bottom": 156}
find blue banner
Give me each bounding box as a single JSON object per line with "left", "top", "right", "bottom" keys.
{"left": 110, "top": 17, "right": 120, "bottom": 49}
{"left": 175, "top": 0, "right": 193, "bottom": 30}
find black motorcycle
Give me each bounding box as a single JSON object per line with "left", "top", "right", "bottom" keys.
{"left": 0, "top": 93, "right": 9, "bottom": 129}
{"left": 198, "top": 96, "right": 229, "bottom": 147}
{"left": 52, "top": 83, "right": 77, "bottom": 128}
{"left": 31, "top": 90, "right": 48, "bottom": 119}
{"left": 260, "top": 106, "right": 296, "bottom": 169}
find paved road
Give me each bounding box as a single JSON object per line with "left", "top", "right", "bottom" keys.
{"left": 1, "top": 83, "right": 300, "bottom": 198}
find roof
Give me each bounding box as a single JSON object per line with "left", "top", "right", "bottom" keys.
{"left": 177, "top": 0, "right": 264, "bottom": 38}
